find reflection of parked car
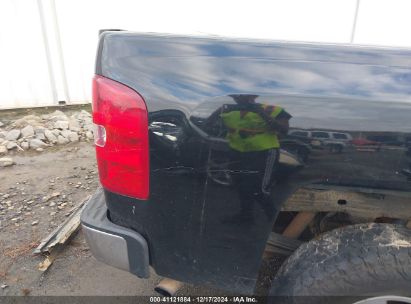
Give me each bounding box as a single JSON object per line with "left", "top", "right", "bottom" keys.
{"left": 280, "top": 138, "right": 311, "bottom": 163}
{"left": 367, "top": 135, "right": 404, "bottom": 147}
{"left": 288, "top": 129, "right": 351, "bottom": 153}
{"left": 351, "top": 138, "right": 381, "bottom": 152}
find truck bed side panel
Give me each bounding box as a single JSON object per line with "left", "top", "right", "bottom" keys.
{"left": 98, "top": 32, "right": 411, "bottom": 293}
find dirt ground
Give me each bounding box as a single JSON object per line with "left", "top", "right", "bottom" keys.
{"left": 0, "top": 106, "right": 281, "bottom": 299}
{"left": 0, "top": 141, "right": 229, "bottom": 297}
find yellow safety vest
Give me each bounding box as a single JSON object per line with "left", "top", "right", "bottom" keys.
{"left": 221, "top": 105, "right": 283, "bottom": 152}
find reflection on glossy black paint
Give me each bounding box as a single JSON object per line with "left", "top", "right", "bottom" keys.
{"left": 203, "top": 94, "right": 291, "bottom": 224}
{"left": 100, "top": 33, "right": 411, "bottom": 293}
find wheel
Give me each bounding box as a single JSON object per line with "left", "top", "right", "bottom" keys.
{"left": 354, "top": 296, "right": 411, "bottom": 304}
{"left": 269, "top": 223, "right": 411, "bottom": 303}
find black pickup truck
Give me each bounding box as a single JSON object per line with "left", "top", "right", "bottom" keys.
{"left": 81, "top": 31, "right": 411, "bottom": 302}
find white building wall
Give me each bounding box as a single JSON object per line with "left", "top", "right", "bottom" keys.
{"left": 0, "top": 0, "right": 55, "bottom": 108}
{"left": 1, "top": 0, "right": 411, "bottom": 109}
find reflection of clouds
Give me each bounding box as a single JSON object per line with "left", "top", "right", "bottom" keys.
{"left": 189, "top": 95, "right": 411, "bottom": 132}
{"left": 102, "top": 33, "right": 411, "bottom": 132}
{"left": 107, "top": 33, "right": 411, "bottom": 67}
{"left": 190, "top": 96, "right": 232, "bottom": 118}
{"left": 259, "top": 96, "right": 411, "bottom": 132}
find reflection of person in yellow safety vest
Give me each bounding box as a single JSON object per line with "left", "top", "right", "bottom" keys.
{"left": 221, "top": 94, "right": 292, "bottom": 223}
{"left": 221, "top": 98, "right": 288, "bottom": 152}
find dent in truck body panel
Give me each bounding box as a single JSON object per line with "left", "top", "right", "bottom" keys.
{"left": 99, "top": 32, "right": 411, "bottom": 293}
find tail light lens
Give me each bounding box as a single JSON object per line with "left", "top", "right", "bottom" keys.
{"left": 92, "top": 75, "right": 149, "bottom": 199}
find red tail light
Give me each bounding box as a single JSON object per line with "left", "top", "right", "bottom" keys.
{"left": 92, "top": 75, "right": 149, "bottom": 199}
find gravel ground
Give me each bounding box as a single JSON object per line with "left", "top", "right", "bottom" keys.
{"left": 0, "top": 107, "right": 279, "bottom": 299}
{"left": 0, "top": 141, "right": 237, "bottom": 298}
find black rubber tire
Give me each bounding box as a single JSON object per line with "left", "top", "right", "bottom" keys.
{"left": 269, "top": 223, "right": 411, "bottom": 303}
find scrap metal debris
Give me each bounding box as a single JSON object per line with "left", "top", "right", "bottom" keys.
{"left": 33, "top": 195, "right": 90, "bottom": 272}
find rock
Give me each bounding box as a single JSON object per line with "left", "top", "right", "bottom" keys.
{"left": 29, "top": 138, "right": 46, "bottom": 149}
{"left": 49, "top": 110, "right": 68, "bottom": 122}
{"left": 21, "top": 142, "right": 29, "bottom": 150}
{"left": 51, "top": 192, "right": 60, "bottom": 197}
{"left": 51, "top": 129, "right": 60, "bottom": 137}
{"left": 0, "top": 145, "right": 7, "bottom": 155}
{"left": 68, "top": 132, "right": 79, "bottom": 142}
{"left": 49, "top": 202, "right": 56, "bottom": 207}
{"left": 12, "top": 115, "right": 42, "bottom": 128}
{"left": 21, "top": 125, "right": 34, "bottom": 138}
{"left": 42, "top": 192, "right": 60, "bottom": 203}
{"left": 0, "top": 157, "right": 14, "bottom": 167}
{"left": 31, "top": 220, "right": 39, "bottom": 226}
{"left": 54, "top": 120, "right": 69, "bottom": 130}
{"left": 36, "top": 148, "right": 44, "bottom": 152}
{"left": 57, "top": 135, "right": 69, "bottom": 145}
{"left": 1, "top": 284, "right": 8, "bottom": 289}
{"left": 68, "top": 117, "right": 80, "bottom": 131}
{"left": 85, "top": 131, "right": 94, "bottom": 140}
{"left": 44, "top": 129, "right": 57, "bottom": 143}
{"left": 36, "top": 133, "right": 46, "bottom": 141}
{"left": 80, "top": 110, "right": 91, "bottom": 117}
{"left": 61, "top": 130, "right": 71, "bottom": 138}
{"left": 0, "top": 131, "right": 6, "bottom": 138}
{"left": 35, "top": 127, "right": 46, "bottom": 134}
{"left": 6, "top": 142, "right": 17, "bottom": 150}
{"left": 83, "top": 124, "right": 94, "bottom": 132}
{"left": 5, "top": 129, "right": 20, "bottom": 141}
{"left": 0, "top": 121, "right": 4, "bottom": 127}
{"left": 34, "top": 127, "right": 48, "bottom": 140}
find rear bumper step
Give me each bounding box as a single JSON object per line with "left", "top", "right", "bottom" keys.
{"left": 80, "top": 188, "right": 150, "bottom": 278}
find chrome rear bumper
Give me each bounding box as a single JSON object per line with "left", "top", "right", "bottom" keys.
{"left": 81, "top": 188, "right": 150, "bottom": 278}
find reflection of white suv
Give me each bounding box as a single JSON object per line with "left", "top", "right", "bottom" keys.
{"left": 289, "top": 130, "right": 352, "bottom": 152}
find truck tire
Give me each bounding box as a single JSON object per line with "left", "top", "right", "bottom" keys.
{"left": 269, "top": 223, "right": 411, "bottom": 303}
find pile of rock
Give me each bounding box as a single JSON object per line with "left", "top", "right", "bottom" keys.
{"left": 0, "top": 110, "right": 94, "bottom": 156}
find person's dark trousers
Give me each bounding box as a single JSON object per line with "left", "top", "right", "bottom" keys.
{"left": 229, "top": 148, "right": 279, "bottom": 221}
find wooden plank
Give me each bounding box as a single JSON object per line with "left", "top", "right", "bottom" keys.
{"left": 282, "top": 188, "right": 411, "bottom": 219}
{"left": 34, "top": 196, "right": 91, "bottom": 272}
{"left": 282, "top": 211, "right": 316, "bottom": 238}
{"left": 38, "top": 246, "right": 64, "bottom": 272}
{"left": 34, "top": 195, "right": 90, "bottom": 254}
